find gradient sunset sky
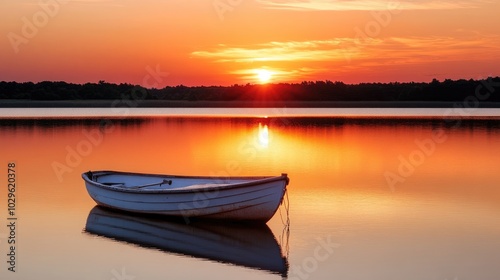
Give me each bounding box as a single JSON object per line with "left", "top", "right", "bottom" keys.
{"left": 2, "top": 0, "right": 500, "bottom": 87}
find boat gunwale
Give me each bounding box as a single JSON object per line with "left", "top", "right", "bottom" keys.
{"left": 82, "top": 170, "right": 289, "bottom": 194}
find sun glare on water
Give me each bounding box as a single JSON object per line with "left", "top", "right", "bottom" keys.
{"left": 256, "top": 69, "right": 273, "bottom": 84}
{"left": 258, "top": 123, "right": 269, "bottom": 148}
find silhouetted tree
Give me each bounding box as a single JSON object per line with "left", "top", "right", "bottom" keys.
{"left": 1, "top": 77, "right": 500, "bottom": 104}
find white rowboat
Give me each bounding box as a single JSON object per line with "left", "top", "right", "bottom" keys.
{"left": 82, "top": 170, "right": 289, "bottom": 222}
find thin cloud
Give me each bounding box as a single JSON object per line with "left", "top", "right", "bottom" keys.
{"left": 192, "top": 35, "right": 500, "bottom": 80}
{"left": 192, "top": 35, "right": 500, "bottom": 64}
{"left": 192, "top": 40, "right": 358, "bottom": 63}
{"left": 231, "top": 67, "right": 320, "bottom": 82}
{"left": 255, "top": 0, "right": 492, "bottom": 11}
{"left": 20, "top": 0, "right": 123, "bottom": 7}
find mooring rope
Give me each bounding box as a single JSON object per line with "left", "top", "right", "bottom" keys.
{"left": 279, "top": 188, "right": 290, "bottom": 260}
{"left": 280, "top": 188, "right": 290, "bottom": 226}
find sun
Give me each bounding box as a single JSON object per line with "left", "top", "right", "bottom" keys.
{"left": 256, "top": 69, "right": 273, "bottom": 84}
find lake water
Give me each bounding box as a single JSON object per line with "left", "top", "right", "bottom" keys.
{"left": 1, "top": 108, "right": 500, "bottom": 280}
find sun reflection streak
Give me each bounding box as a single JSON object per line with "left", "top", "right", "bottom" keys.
{"left": 258, "top": 123, "right": 269, "bottom": 148}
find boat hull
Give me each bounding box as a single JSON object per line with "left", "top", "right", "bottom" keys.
{"left": 82, "top": 171, "right": 289, "bottom": 222}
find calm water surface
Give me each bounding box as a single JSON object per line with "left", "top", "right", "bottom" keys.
{"left": 0, "top": 109, "right": 500, "bottom": 280}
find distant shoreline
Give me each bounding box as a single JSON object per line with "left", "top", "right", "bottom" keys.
{"left": 2, "top": 99, "right": 500, "bottom": 108}
{"left": 3, "top": 78, "right": 500, "bottom": 108}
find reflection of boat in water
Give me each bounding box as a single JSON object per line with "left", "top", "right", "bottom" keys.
{"left": 84, "top": 206, "right": 289, "bottom": 276}
{"left": 82, "top": 170, "right": 289, "bottom": 222}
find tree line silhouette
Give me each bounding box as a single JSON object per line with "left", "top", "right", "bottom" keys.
{"left": 1, "top": 78, "right": 499, "bottom": 104}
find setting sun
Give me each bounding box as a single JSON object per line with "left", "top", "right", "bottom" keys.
{"left": 256, "top": 69, "right": 273, "bottom": 84}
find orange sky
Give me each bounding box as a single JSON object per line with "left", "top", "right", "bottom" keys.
{"left": 1, "top": 0, "right": 500, "bottom": 86}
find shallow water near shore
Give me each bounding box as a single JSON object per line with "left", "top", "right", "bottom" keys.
{"left": 0, "top": 109, "right": 500, "bottom": 279}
